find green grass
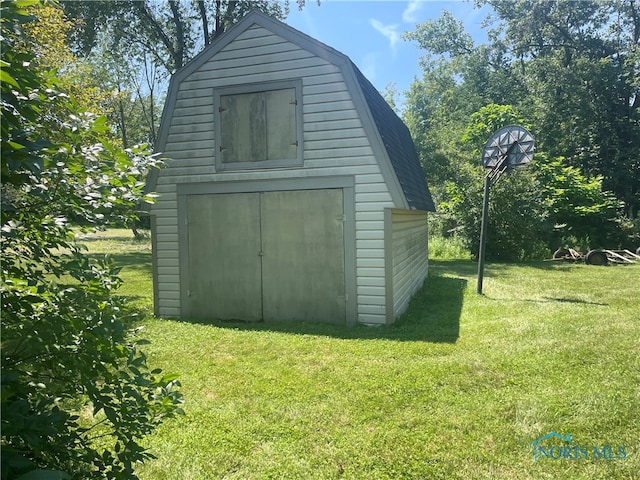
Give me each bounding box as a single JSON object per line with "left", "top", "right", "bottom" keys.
{"left": 428, "top": 235, "right": 472, "bottom": 260}
{"left": 84, "top": 229, "right": 639, "bottom": 479}
{"left": 76, "top": 229, "right": 154, "bottom": 311}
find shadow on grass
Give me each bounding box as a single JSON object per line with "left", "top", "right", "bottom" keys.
{"left": 429, "top": 258, "right": 582, "bottom": 281}
{"left": 80, "top": 235, "right": 149, "bottom": 243}
{"left": 531, "top": 296, "right": 607, "bottom": 306}
{"left": 429, "top": 259, "right": 478, "bottom": 278}
{"left": 86, "top": 252, "right": 152, "bottom": 273}
{"left": 172, "top": 271, "right": 465, "bottom": 344}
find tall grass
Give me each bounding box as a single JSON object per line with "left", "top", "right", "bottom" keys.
{"left": 83, "top": 230, "right": 639, "bottom": 479}
{"left": 429, "top": 235, "right": 472, "bottom": 259}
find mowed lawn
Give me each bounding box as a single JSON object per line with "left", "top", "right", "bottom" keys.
{"left": 85, "top": 230, "right": 639, "bottom": 479}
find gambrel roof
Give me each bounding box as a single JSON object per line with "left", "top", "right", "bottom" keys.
{"left": 350, "top": 63, "right": 434, "bottom": 212}
{"left": 149, "top": 10, "right": 435, "bottom": 212}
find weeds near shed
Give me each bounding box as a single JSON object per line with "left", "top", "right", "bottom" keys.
{"left": 429, "top": 234, "right": 472, "bottom": 260}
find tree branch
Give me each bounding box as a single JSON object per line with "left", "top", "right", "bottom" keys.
{"left": 168, "top": 1, "right": 186, "bottom": 70}
{"left": 133, "top": 2, "right": 177, "bottom": 70}
{"left": 214, "top": 0, "right": 238, "bottom": 39}
{"left": 631, "top": 0, "right": 640, "bottom": 45}
{"left": 198, "top": 1, "right": 210, "bottom": 46}
{"left": 215, "top": 0, "right": 222, "bottom": 37}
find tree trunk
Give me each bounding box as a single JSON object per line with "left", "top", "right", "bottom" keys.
{"left": 168, "top": 1, "right": 186, "bottom": 70}
{"left": 117, "top": 84, "right": 128, "bottom": 149}
{"left": 198, "top": 0, "right": 210, "bottom": 46}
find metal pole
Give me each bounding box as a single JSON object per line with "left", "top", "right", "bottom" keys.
{"left": 477, "top": 174, "right": 491, "bottom": 295}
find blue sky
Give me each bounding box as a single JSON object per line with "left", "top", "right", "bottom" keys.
{"left": 286, "top": 0, "right": 493, "bottom": 104}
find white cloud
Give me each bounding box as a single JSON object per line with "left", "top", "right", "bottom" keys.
{"left": 299, "top": 7, "right": 321, "bottom": 42}
{"left": 369, "top": 18, "right": 401, "bottom": 52}
{"left": 402, "top": 0, "right": 423, "bottom": 24}
{"left": 359, "top": 52, "right": 379, "bottom": 82}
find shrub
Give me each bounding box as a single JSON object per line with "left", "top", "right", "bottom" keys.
{"left": 1, "top": 3, "right": 182, "bottom": 478}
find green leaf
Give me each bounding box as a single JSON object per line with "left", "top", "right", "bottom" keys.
{"left": 0, "top": 68, "right": 19, "bottom": 88}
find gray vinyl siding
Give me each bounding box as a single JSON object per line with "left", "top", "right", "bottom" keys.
{"left": 386, "top": 209, "right": 429, "bottom": 321}
{"left": 151, "top": 24, "right": 398, "bottom": 322}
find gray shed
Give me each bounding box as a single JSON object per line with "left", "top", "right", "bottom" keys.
{"left": 146, "top": 10, "right": 435, "bottom": 326}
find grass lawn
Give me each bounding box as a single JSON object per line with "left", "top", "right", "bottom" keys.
{"left": 84, "top": 230, "right": 639, "bottom": 479}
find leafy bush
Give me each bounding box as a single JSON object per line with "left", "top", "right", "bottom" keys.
{"left": 534, "top": 155, "right": 625, "bottom": 249}
{"left": 1, "top": 2, "right": 182, "bottom": 479}
{"left": 431, "top": 104, "right": 628, "bottom": 261}
{"left": 428, "top": 235, "right": 472, "bottom": 260}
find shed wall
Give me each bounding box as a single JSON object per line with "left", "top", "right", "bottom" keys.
{"left": 385, "top": 209, "right": 429, "bottom": 320}
{"left": 151, "top": 24, "right": 398, "bottom": 324}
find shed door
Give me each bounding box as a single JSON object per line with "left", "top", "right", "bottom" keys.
{"left": 187, "top": 193, "right": 262, "bottom": 321}
{"left": 185, "top": 189, "right": 345, "bottom": 324}
{"left": 261, "top": 189, "right": 345, "bottom": 323}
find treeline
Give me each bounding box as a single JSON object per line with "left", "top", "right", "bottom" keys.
{"left": 402, "top": 0, "right": 639, "bottom": 260}
{"left": 25, "top": 1, "right": 640, "bottom": 260}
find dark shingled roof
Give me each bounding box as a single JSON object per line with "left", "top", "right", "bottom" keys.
{"left": 351, "top": 62, "right": 435, "bottom": 212}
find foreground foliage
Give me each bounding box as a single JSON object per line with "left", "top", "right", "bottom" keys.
{"left": 1, "top": 2, "right": 182, "bottom": 479}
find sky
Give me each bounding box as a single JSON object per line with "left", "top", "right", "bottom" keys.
{"left": 286, "top": 0, "right": 493, "bottom": 105}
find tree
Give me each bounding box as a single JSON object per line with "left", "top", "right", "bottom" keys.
{"left": 62, "top": 1, "right": 313, "bottom": 74}
{"left": 21, "top": 2, "right": 111, "bottom": 116}
{"left": 88, "top": 41, "right": 165, "bottom": 149}
{"left": 534, "top": 155, "right": 623, "bottom": 247}
{"left": 461, "top": 104, "right": 531, "bottom": 152}
{"left": 482, "top": 0, "right": 640, "bottom": 216}
{"left": 62, "top": 0, "right": 288, "bottom": 73}
{"left": 403, "top": 15, "right": 526, "bottom": 200}
{"left": 1, "top": 2, "right": 183, "bottom": 479}
{"left": 404, "top": 2, "right": 639, "bottom": 258}
{"left": 403, "top": 57, "right": 473, "bottom": 192}
{"left": 437, "top": 104, "right": 549, "bottom": 261}
{"left": 21, "top": 2, "right": 158, "bottom": 234}
{"left": 59, "top": 1, "right": 315, "bottom": 152}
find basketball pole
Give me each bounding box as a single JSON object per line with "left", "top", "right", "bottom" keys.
{"left": 476, "top": 152, "right": 511, "bottom": 295}
{"left": 477, "top": 126, "right": 534, "bottom": 295}
{"left": 477, "top": 174, "right": 491, "bottom": 294}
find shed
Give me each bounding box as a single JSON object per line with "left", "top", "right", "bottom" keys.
{"left": 146, "top": 10, "right": 435, "bottom": 326}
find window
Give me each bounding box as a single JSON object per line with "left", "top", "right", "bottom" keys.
{"left": 215, "top": 81, "right": 302, "bottom": 170}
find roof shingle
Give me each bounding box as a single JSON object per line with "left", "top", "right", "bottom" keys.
{"left": 351, "top": 62, "right": 435, "bottom": 212}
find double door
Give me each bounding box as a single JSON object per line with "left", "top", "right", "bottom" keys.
{"left": 185, "top": 189, "right": 346, "bottom": 324}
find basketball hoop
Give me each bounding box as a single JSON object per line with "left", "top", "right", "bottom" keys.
{"left": 477, "top": 125, "right": 535, "bottom": 294}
